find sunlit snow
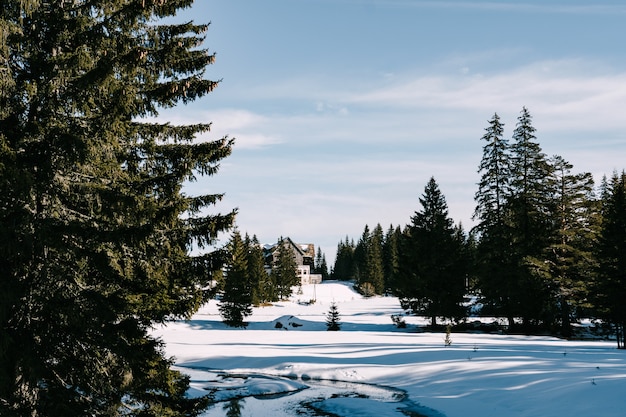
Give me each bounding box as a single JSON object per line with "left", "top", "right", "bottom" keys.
{"left": 153, "top": 281, "right": 626, "bottom": 417}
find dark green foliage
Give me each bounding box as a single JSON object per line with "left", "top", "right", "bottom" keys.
{"left": 508, "top": 107, "right": 555, "bottom": 327}
{"left": 219, "top": 231, "right": 253, "bottom": 328}
{"left": 353, "top": 225, "right": 370, "bottom": 284}
{"left": 594, "top": 172, "right": 626, "bottom": 348}
{"left": 326, "top": 302, "right": 341, "bottom": 331}
{"left": 473, "top": 112, "right": 518, "bottom": 326}
{"left": 271, "top": 237, "right": 299, "bottom": 300}
{"left": 314, "top": 247, "right": 330, "bottom": 280}
{"left": 247, "top": 234, "right": 270, "bottom": 305}
{"left": 366, "top": 224, "right": 385, "bottom": 295}
{"left": 0, "top": 1, "right": 233, "bottom": 415}
{"left": 332, "top": 236, "right": 355, "bottom": 280}
{"left": 398, "top": 177, "right": 467, "bottom": 327}
{"left": 341, "top": 224, "right": 385, "bottom": 295}
{"left": 383, "top": 225, "right": 402, "bottom": 292}
{"left": 544, "top": 156, "right": 598, "bottom": 337}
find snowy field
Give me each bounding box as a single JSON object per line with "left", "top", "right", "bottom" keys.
{"left": 153, "top": 281, "right": 626, "bottom": 417}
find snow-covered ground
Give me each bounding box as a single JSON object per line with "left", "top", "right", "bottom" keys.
{"left": 153, "top": 281, "right": 626, "bottom": 417}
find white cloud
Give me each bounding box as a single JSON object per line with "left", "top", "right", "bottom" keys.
{"left": 344, "top": 59, "right": 626, "bottom": 133}
{"left": 373, "top": 1, "right": 626, "bottom": 15}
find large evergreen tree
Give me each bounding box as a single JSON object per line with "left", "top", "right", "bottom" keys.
{"left": 0, "top": 1, "right": 234, "bottom": 415}
{"left": 383, "top": 224, "right": 401, "bottom": 293}
{"left": 271, "top": 237, "right": 299, "bottom": 300}
{"left": 473, "top": 112, "right": 518, "bottom": 326}
{"left": 508, "top": 107, "right": 554, "bottom": 327}
{"left": 594, "top": 172, "right": 626, "bottom": 348}
{"left": 544, "top": 156, "right": 597, "bottom": 337}
{"left": 353, "top": 224, "right": 370, "bottom": 285}
{"left": 246, "top": 234, "right": 269, "bottom": 305}
{"left": 399, "top": 177, "right": 467, "bottom": 327}
{"left": 365, "top": 224, "right": 385, "bottom": 295}
{"left": 314, "top": 246, "right": 330, "bottom": 280}
{"left": 219, "top": 231, "right": 253, "bottom": 328}
{"left": 332, "top": 236, "right": 355, "bottom": 280}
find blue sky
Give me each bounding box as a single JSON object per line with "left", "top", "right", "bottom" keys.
{"left": 161, "top": 1, "right": 626, "bottom": 263}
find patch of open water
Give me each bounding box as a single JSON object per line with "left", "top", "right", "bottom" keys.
{"left": 181, "top": 367, "right": 443, "bottom": 417}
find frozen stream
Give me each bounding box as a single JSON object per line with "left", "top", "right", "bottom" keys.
{"left": 181, "top": 367, "right": 443, "bottom": 417}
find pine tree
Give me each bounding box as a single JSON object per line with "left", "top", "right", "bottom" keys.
{"left": 594, "top": 172, "right": 626, "bottom": 348}
{"left": 326, "top": 302, "right": 342, "bottom": 331}
{"left": 219, "top": 231, "right": 253, "bottom": 328}
{"left": 0, "top": 2, "right": 234, "bottom": 415}
{"left": 271, "top": 237, "right": 299, "bottom": 300}
{"left": 400, "top": 177, "right": 467, "bottom": 327}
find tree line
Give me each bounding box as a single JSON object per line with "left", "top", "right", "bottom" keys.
{"left": 331, "top": 108, "right": 626, "bottom": 347}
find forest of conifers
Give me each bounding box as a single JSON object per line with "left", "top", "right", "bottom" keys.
{"left": 330, "top": 108, "right": 626, "bottom": 347}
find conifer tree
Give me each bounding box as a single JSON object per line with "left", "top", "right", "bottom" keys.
{"left": 326, "top": 302, "right": 342, "bottom": 331}
{"left": 508, "top": 107, "right": 554, "bottom": 327}
{"left": 314, "top": 246, "right": 330, "bottom": 280}
{"left": 400, "top": 177, "right": 467, "bottom": 327}
{"left": 366, "top": 224, "right": 385, "bottom": 295}
{"left": 319, "top": 253, "right": 330, "bottom": 281}
{"left": 0, "top": 2, "right": 234, "bottom": 415}
{"left": 247, "top": 234, "right": 269, "bottom": 305}
{"left": 219, "top": 231, "right": 253, "bottom": 328}
{"left": 472, "top": 112, "right": 517, "bottom": 326}
{"left": 594, "top": 172, "right": 626, "bottom": 348}
{"left": 544, "top": 156, "right": 597, "bottom": 337}
{"left": 383, "top": 225, "right": 401, "bottom": 292}
{"left": 271, "top": 237, "right": 299, "bottom": 300}
{"left": 332, "top": 237, "right": 355, "bottom": 280}
{"left": 353, "top": 225, "right": 370, "bottom": 285}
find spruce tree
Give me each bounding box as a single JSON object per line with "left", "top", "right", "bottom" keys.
{"left": 247, "top": 234, "right": 269, "bottom": 305}
{"left": 332, "top": 236, "right": 355, "bottom": 280}
{"left": 353, "top": 224, "right": 370, "bottom": 285}
{"left": 473, "top": 112, "right": 517, "bottom": 326}
{"left": 319, "top": 253, "right": 330, "bottom": 281}
{"left": 271, "top": 237, "right": 298, "bottom": 300}
{"left": 594, "top": 172, "right": 626, "bottom": 348}
{"left": 314, "top": 246, "right": 330, "bottom": 280}
{"left": 508, "top": 107, "right": 554, "bottom": 327}
{"left": 401, "top": 177, "right": 467, "bottom": 327}
{"left": 366, "top": 224, "right": 385, "bottom": 295}
{"left": 545, "top": 156, "right": 597, "bottom": 337}
{"left": 219, "top": 231, "right": 253, "bottom": 328}
{"left": 383, "top": 225, "right": 401, "bottom": 292}
{"left": 326, "top": 302, "right": 341, "bottom": 331}
{"left": 0, "top": 2, "right": 234, "bottom": 415}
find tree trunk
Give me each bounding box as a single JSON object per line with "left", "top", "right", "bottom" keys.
{"left": 560, "top": 296, "right": 572, "bottom": 339}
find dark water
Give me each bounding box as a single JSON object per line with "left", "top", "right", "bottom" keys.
{"left": 190, "top": 370, "right": 443, "bottom": 417}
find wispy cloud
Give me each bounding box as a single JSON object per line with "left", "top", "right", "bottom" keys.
{"left": 367, "top": 0, "right": 626, "bottom": 15}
